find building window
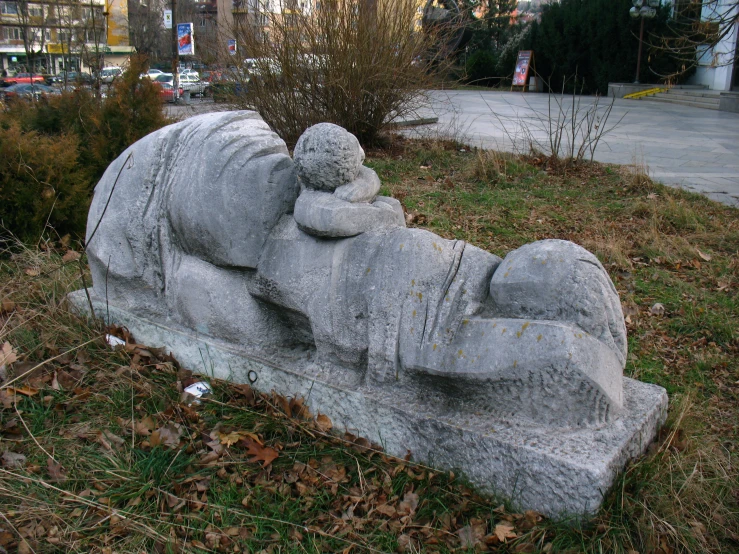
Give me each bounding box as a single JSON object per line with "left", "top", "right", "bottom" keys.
{"left": 0, "top": 2, "right": 19, "bottom": 15}
{"left": 45, "top": 29, "right": 50, "bottom": 40}
{"left": 28, "top": 5, "right": 43, "bottom": 17}
{"left": 3, "top": 26, "right": 21, "bottom": 40}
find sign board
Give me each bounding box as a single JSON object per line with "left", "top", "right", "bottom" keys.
{"left": 164, "top": 9, "right": 172, "bottom": 29}
{"left": 228, "top": 39, "right": 237, "bottom": 55}
{"left": 46, "top": 43, "right": 68, "bottom": 54}
{"left": 512, "top": 50, "right": 533, "bottom": 87}
{"left": 177, "top": 23, "right": 194, "bottom": 56}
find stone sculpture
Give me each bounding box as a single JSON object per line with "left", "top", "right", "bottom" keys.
{"left": 73, "top": 111, "right": 667, "bottom": 517}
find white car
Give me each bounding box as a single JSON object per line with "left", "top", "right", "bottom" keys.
{"left": 100, "top": 66, "right": 123, "bottom": 84}
{"left": 178, "top": 73, "right": 207, "bottom": 96}
{"left": 143, "top": 69, "right": 164, "bottom": 79}
{"left": 180, "top": 68, "right": 199, "bottom": 79}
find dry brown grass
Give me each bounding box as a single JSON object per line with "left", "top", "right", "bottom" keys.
{"left": 0, "top": 140, "right": 737, "bottom": 553}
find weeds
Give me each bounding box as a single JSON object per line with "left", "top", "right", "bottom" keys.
{"left": 483, "top": 74, "right": 624, "bottom": 170}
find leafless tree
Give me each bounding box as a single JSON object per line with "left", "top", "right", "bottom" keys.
{"left": 653, "top": 0, "right": 738, "bottom": 70}
{"left": 15, "top": 0, "right": 52, "bottom": 72}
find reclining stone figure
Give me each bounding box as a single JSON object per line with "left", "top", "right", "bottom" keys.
{"left": 86, "top": 111, "right": 627, "bottom": 429}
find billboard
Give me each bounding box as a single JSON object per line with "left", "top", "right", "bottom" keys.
{"left": 512, "top": 50, "right": 532, "bottom": 87}
{"left": 228, "top": 39, "right": 237, "bottom": 55}
{"left": 164, "top": 9, "right": 172, "bottom": 29}
{"left": 177, "top": 23, "right": 194, "bottom": 56}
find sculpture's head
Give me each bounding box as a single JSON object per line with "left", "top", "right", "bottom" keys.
{"left": 294, "top": 123, "right": 365, "bottom": 192}
{"left": 488, "top": 239, "right": 628, "bottom": 367}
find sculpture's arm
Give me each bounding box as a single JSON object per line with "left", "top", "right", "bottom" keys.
{"left": 294, "top": 190, "right": 405, "bottom": 238}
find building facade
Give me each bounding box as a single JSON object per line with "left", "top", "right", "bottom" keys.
{"left": 0, "top": 0, "right": 133, "bottom": 75}
{"left": 687, "top": 0, "right": 739, "bottom": 91}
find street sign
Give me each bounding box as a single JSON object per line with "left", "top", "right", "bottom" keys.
{"left": 164, "top": 10, "right": 173, "bottom": 29}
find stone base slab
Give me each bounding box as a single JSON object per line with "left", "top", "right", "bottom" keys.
{"left": 69, "top": 290, "right": 668, "bottom": 519}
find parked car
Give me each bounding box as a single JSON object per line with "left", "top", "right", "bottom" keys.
{"left": 200, "top": 70, "right": 222, "bottom": 84}
{"left": 100, "top": 67, "right": 123, "bottom": 84}
{"left": 156, "top": 82, "right": 183, "bottom": 103}
{"left": 180, "top": 68, "right": 199, "bottom": 79}
{"left": 141, "top": 69, "right": 164, "bottom": 80}
{"left": 178, "top": 74, "right": 207, "bottom": 96}
{"left": 50, "top": 71, "right": 93, "bottom": 85}
{"left": 1, "top": 83, "right": 59, "bottom": 101}
{"left": 3, "top": 72, "right": 45, "bottom": 85}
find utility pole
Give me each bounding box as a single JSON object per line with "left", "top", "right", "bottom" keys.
{"left": 172, "top": 0, "right": 179, "bottom": 101}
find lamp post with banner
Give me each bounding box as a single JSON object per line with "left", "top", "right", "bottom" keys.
{"left": 630, "top": 0, "right": 659, "bottom": 84}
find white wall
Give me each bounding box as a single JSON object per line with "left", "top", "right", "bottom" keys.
{"left": 688, "top": 0, "right": 738, "bottom": 90}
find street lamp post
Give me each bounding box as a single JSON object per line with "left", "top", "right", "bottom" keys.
{"left": 630, "top": 0, "right": 659, "bottom": 84}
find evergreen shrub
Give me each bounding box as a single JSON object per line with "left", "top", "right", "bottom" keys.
{"left": 0, "top": 55, "right": 168, "bottom": 242}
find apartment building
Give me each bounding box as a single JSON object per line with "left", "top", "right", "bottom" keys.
{"left": 0, "top": 0, "right": 133, "bottom": 75}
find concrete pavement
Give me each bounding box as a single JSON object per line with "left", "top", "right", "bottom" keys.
{"left": 410, "top": 90, "right": 739, "bottom": 207}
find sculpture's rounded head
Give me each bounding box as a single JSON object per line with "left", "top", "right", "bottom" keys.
{"left": 488, "top": 239, "right": 628, "bottom": 368}
{"left": 294, "top": 123, "right": 365, "bottom": 192}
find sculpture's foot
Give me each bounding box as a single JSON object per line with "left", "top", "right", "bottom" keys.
{"left": 401, "top": 318, "right": 623, "bottom": 428}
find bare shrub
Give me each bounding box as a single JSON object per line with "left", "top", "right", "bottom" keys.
{"left": 224, "top": 0, "right": 457, "bottom": 146}
{"left": 484, "top": 73, "right": 624, "bottom": 169}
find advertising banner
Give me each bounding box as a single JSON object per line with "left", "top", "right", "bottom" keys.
{"left": 177, "top": 23, "right": 194, "bottom": 56}
{"left": 512, "top": 50, "right": 532, "bottom": 87}
{"left": 164, "top": 9, "right": 172, "bottom": 29}
{"left": 228, "top": 39, "right": 237, "bottom": 55}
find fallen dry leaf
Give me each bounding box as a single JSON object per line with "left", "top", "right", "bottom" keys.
{"left": 0, "top": 342, "right": 18, "bottom": 370}
{"left": 315, "top": 413, "right": 333, "bottom": 433}
{"left": 0, "top": 301, "right": 15, "bottom": 314}
{"left": 494, "top": 521, "right": 517, "bottom": 542}
{"left": 62, "top": 250, "right": 81, "bottom": 263}
{"left": 458, "top": 524, "right": 484, "bottom": 548}
{"left": 244, "top": 438, "right": 279, "bottom": 467}
{"left": 376, "top": 503, "right": 397, "bottom": 518}
{"left": 219, "top": 431, "right": 246, "bottom": 447}
{"left": 150, "top": 422, "right": 183, "bottom": 449}
{"left": 135, "top": 416, "right": 156, "bottom": 436}
{"left": 47, "top": 457, "right": 67, "bottom": 482}
{"left": 398, "top": 491, "right": 419, "bottom": 515}
{"left": 1, "top": 450, "right": 26, "bottom": 468}
{"left": 97, "top": 429, "right": 125, "bottom": 451}
{"left": 6, "top": 386, "right": 38, "bottom": 397}
{"left": 696, "top": 248, "right": 712, "bottom": 262}
{"left": 650, "top": 303, "right": 665, "bottom": 316}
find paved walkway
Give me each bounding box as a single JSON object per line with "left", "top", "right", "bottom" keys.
{"left": 411, "top": 90, "right": 739, "bottom": 207}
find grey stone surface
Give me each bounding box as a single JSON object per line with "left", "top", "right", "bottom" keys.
{"left": 333, "top": 166, "right": 381, "bottom": 203}
{"left": 489, "top": 240, "right": 627, "bottom": 368}
{"left": 77, "top": 111, "right": 668, "bottom": 518}
{"left": 409, "top": 90, "right": 739, "bottom": 207}
{"left": 68, "top": 290, "right": 668, "bottom": 519}
{"left": 719, "top": 92, "right": 739, "bottom": 113}
{"left": 293, "top": 191, "right": 405, "bottom": 237}
{"left": 293, "top": 123, "right": 365, "bottom": 192}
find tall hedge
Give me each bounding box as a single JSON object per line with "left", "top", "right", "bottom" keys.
{"left": 527, "top": 0, "right": 695, "bottom": 95}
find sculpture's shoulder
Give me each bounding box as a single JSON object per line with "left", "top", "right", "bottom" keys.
{"left": 87, "top": 111, "right": 299, "bottom": 269}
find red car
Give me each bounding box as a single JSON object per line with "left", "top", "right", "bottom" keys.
{"left": 157, "top": 82, "right": 183, "bottom": 102}
{"left": 3, "top": 73, "right": 45, "bottom": 85}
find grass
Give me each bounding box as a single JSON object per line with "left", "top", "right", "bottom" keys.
{"left": 0, "top": 138, "right": 737, "bottom": 553}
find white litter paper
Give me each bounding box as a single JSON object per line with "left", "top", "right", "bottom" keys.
{"left": 184, "top": 381, "right": 212, "bottom": 404}
{"left": 105, "top": 334, "right": 126, "bottom": 348}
